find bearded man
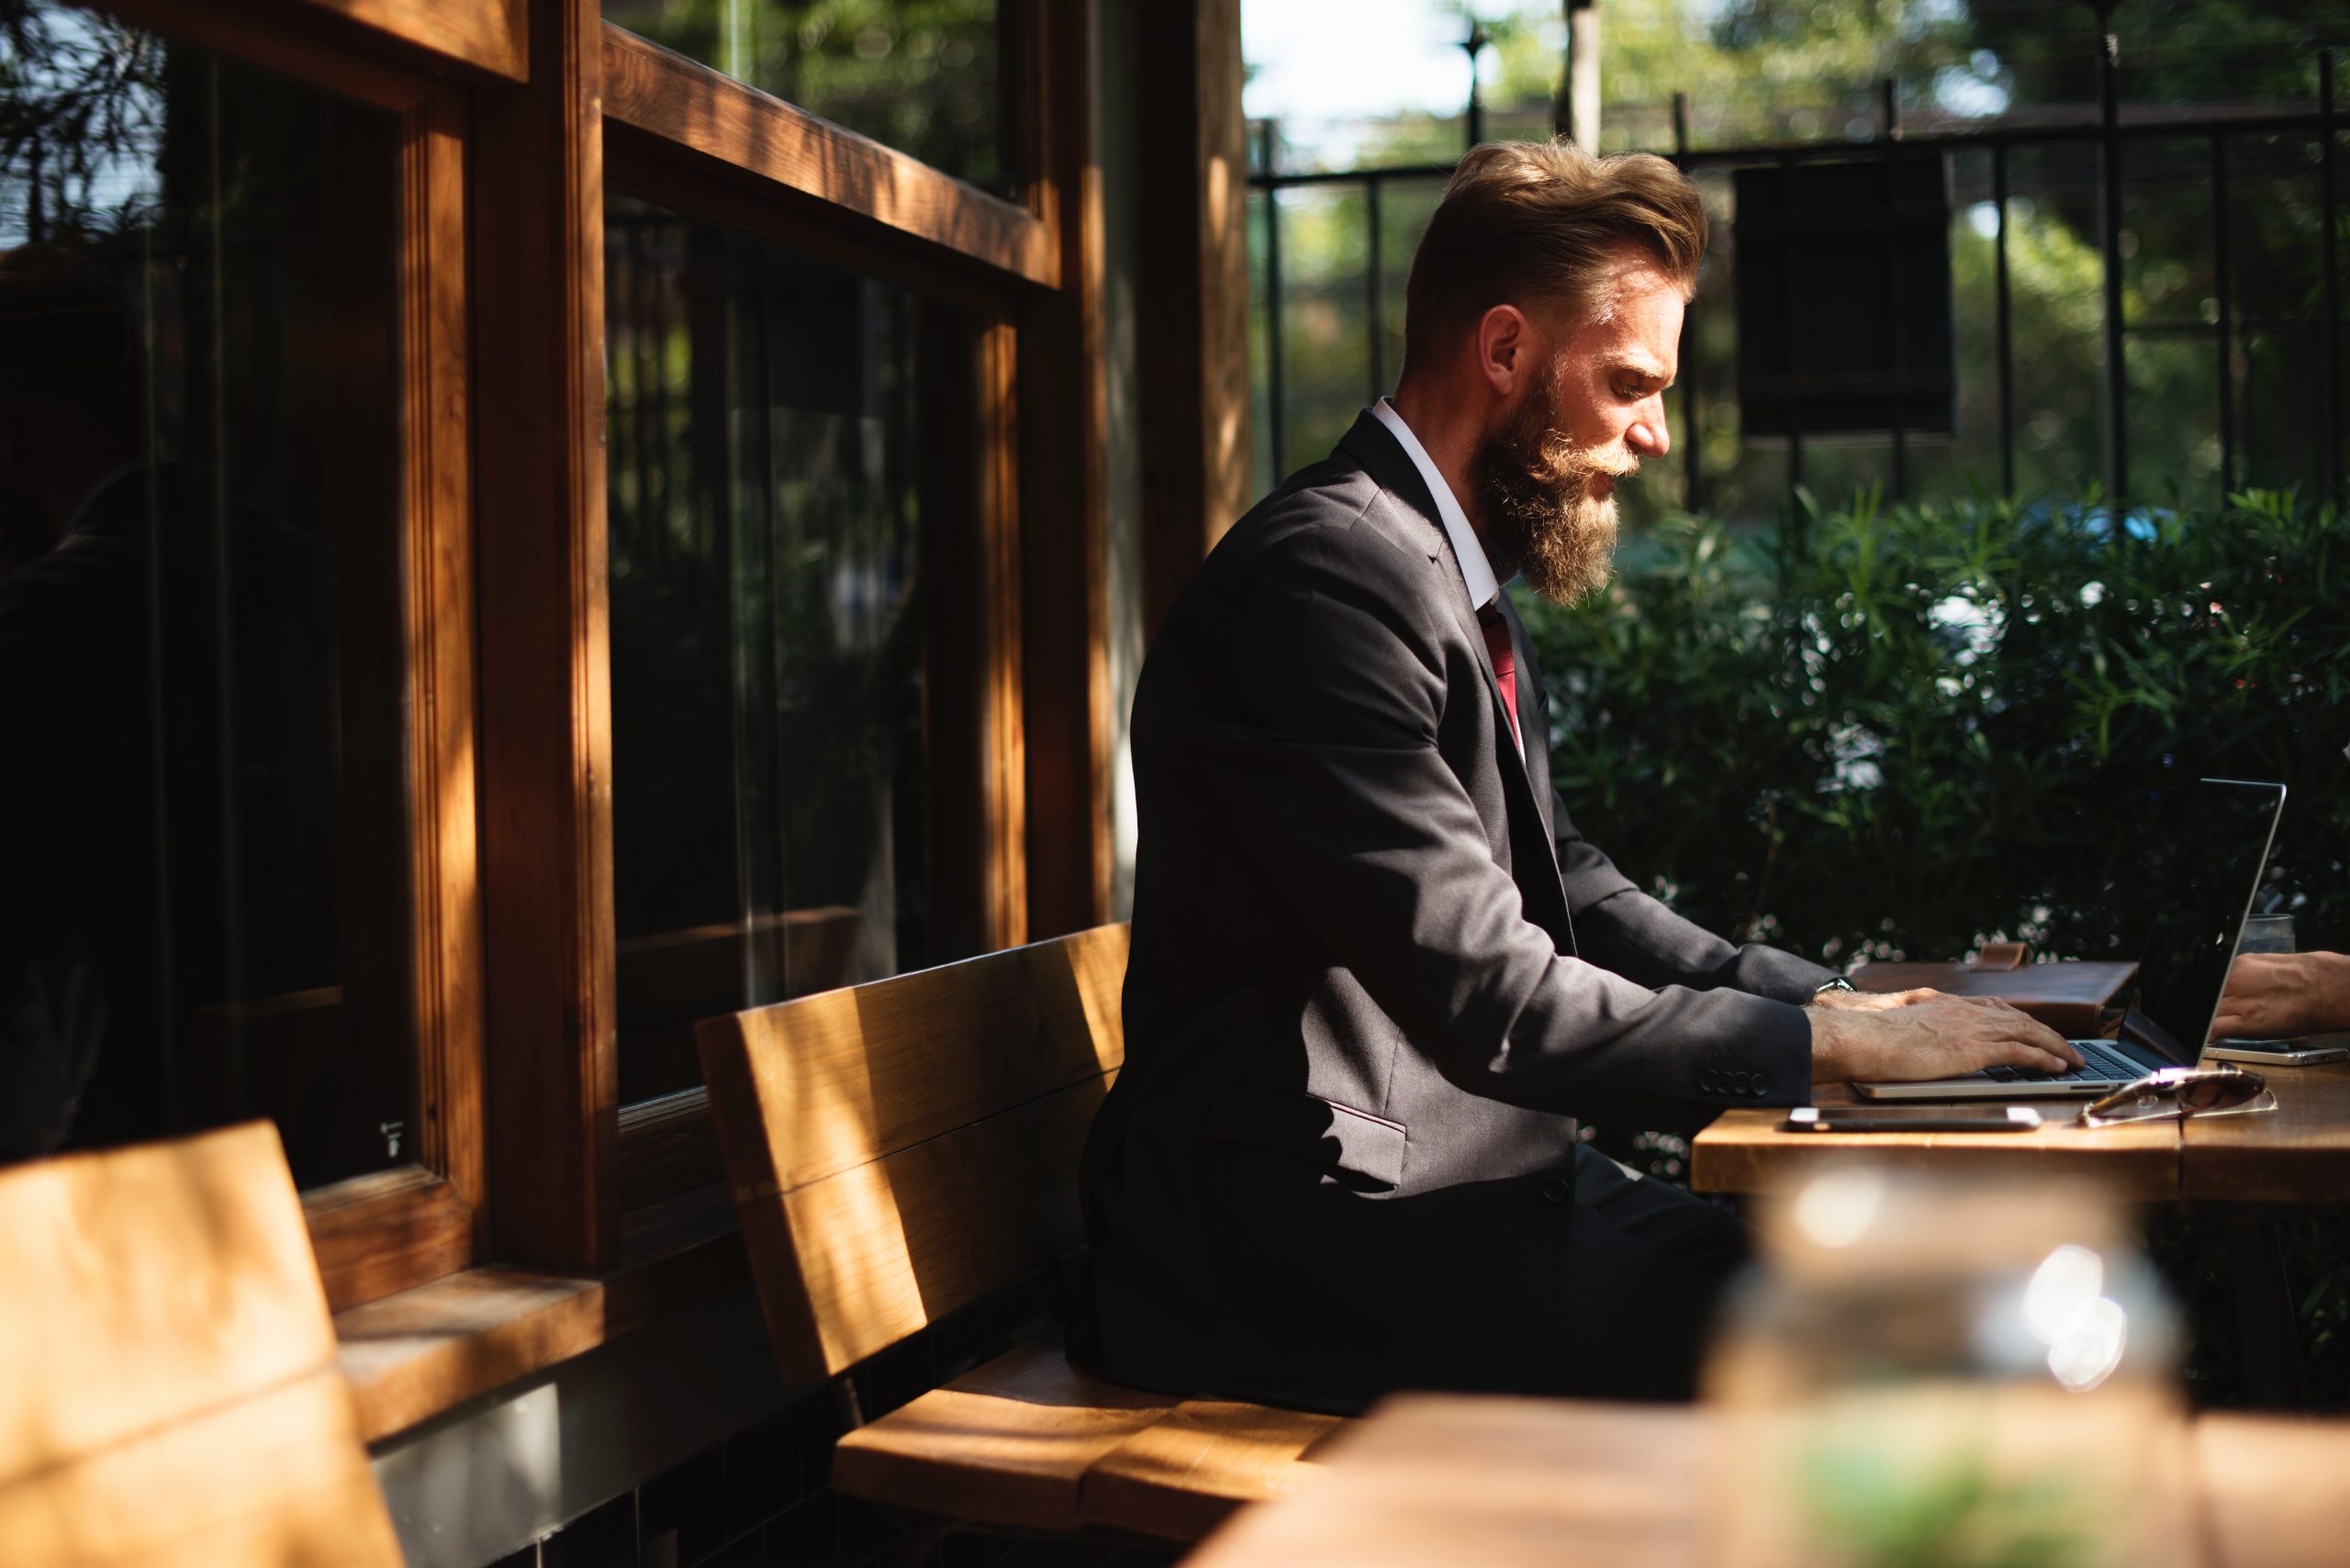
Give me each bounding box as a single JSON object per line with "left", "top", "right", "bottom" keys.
{"left": 1076, "top": 140, "right": 2075, "bottom": 1410}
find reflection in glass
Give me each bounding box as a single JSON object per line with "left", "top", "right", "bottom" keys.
{"left": 605, "top": 193, "right": 930, "bottom": 1104}
{"left": 0, "top": 4, "right": 412, "bottom": 1184}
{"left": 600, "top": 0, "right": 1001, "bottom": 192}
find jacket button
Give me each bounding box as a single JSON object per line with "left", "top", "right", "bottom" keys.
{"left": 1540, "top": 1178, "right": 1573, "bottom": 1205}
{"left": 1700, "top": 1070, "right": 1719, "bottom": 1092}
{"left": 1750, "top": 1079, "right": 1770, "bottom": 1098}
{"left": 1730, "top": 1070, "right": 1750, "bottom": 1093}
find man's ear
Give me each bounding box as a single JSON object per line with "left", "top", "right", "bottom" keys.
{"left": 1473, "top": 303, "right": 1529, "bottom": 398}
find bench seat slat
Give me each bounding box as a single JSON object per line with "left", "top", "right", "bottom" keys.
{"left": 832, "top": 1341, "right": 1179, "bottom": 1533}
{"left": 1081, "top": 1396, "right": 1346, "bottom": 1540}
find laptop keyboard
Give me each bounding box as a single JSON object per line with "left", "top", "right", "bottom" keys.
{"left": 1980, "top": 1038, "right": 2147, "bottom": 1084}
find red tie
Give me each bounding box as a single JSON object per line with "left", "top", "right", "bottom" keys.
{"left": 1479, "top": 604, "right": 1521, "bottom": 753}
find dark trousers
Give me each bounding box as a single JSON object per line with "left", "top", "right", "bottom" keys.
{"left": 1557, "top": 1142, "right": 1751, "bottom": 1401}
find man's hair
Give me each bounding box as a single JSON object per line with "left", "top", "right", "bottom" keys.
{"left": 1401, "top": 139, "right": 1707, "bottom": 373}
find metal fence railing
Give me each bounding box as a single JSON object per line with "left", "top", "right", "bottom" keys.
{"left": 1250, "top": 41, "right": 2347, "bottom": 516}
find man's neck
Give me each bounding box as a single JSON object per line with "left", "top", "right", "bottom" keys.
{"left": 1386, "top": 380, "right": 1487, "bottom": 540}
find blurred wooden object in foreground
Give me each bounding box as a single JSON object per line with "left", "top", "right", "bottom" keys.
{"left": 0, "top": 1121, "right": 403, "bottom": 1567}
{"left": 1184, "top": 1395, "right": 2350, "bottom": 1568}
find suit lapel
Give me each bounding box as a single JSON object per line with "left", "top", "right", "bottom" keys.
{"left": 1336, "top": 415, "right": 1531, "bottom": 784}
{"left": 1335, "top": 413, "right": 1571, "bottom": 938}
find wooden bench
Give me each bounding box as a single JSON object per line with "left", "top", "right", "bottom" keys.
{"left": 697, "top": 923, "right": 1346, "bottom": 1544}
{"left": 0, "top": 1121, "right": 405, "bottom": 1566}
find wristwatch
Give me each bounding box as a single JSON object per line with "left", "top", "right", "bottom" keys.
{"left": 1811, "top": 976, "right": 1858, "bottom": 1000}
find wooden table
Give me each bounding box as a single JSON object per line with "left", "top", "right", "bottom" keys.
{"left": 1182, "top": 1395, "right": 2350, "bottom": 1568}
{"left": 1691, "top": 1058, "right": 2350, "bottom": 1202}
{"left": 2182, "top": 1058, "right": 2350, "bottom": 1203}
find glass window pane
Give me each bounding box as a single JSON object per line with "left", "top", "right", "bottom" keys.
{"left": 1, "top": 5, "right": 412, "bottom": 1186}
{"left": 606, "top": 193, "right": 934, "bottom": 1106}
{"left": 601, "top": 1, "right": 1002, "bottom": 194}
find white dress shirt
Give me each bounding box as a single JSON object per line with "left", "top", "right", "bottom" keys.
{"left": 1371, "top": 397, "right": 1501, "bottom": 612}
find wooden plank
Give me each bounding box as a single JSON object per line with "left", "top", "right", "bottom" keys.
{"left": 1134, "top": 0, "right": 1251, "bottom": 641}
{"left": 599, "top": 23, "right": 1057, "bottom": 290}
{"left": 0, "top": 1124, "right": 330, "bottom": 1475}
{"left": 474, "top": 0, "right": 620, "bottom": 1273}
{"left": 1013, "top": 0, "right": 1115, "bottom": 938}
{"left": 2195, "top": 1413, "right": 2350, "bottom": 1568}
{"left": 304, "top": 1168, "right": 476, "bottom": 1314}
{"left": 280, "top": 0, "right": 527, "bottom": 79}
{"left": 1082, "top": 1398, "right": 1347, "bottom": 1542}
{"left": 335, "top": 1186, "right": 745, "bottom": 1443}
{"left": 980, "top": 314, "right": 1031, "bottom": 951}
{"left": 1691, "top": 1103, "right": 2183, "bottom": 1200}
{"left": 400, "top": 83, "right": 488, "bottom": 1279}
{"left": 91, "top": 0, "right": 437, "bottom": 108}
{"left": 2181, "top": 1058, "right": 2350, "bottom": 1204}
{"left": 0, "top": 1369, "right": 403, "bottom": 1568}
{"left": 1182, "top": 1396, "right": 1707, "bottom": 1568}
{"left": 832, "top": 1341, "right": 1179, "bottom": 1534}
{"left": 744, "top": 1071, "right": 1113, "bottom": 1380}
{"left": 698, "top": 924, "right": 1127, "bottom": 1198}
{"left": 1187, "top": 1399, "right": 2350, "bottom": 1568}
{"left": 912, "top": 303, "right": 1024, "bottom": 964}
{"left": 0, "top": 1122, "right": 403, "bottom": 1566}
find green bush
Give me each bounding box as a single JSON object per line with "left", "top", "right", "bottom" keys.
{"left": 1522, "top": 487, "right": 2350, "bottom": 1409}
{"left": 1518, "top": 487, "right": 2350, "bottom": 966}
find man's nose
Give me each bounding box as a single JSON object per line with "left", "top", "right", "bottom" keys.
{"left": 1627, "top": 396, "right": 1670, "bottom": 458}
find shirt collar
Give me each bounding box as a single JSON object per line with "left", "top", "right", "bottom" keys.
{"left": 1371, "top": 397, "right": 1501, "bottom": 611}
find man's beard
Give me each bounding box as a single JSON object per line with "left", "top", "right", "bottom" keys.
{"left": 1469, "top": 374, "right": 1628, "bottom": 606}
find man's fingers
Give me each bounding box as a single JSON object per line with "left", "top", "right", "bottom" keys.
{"left": 1989, "top": 1016, "right": 2079, "bottom": 1070}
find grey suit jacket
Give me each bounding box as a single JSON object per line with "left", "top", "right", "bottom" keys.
{"left": 1078, "top": 410, "right": 1831, "bottom": 1409}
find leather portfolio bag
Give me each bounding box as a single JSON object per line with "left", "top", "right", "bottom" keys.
{"left": 1851, "top": 943, "right": 2140, "bottom": 1038}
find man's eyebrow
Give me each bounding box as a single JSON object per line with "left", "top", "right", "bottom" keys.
{"left": 1608, "top": 353, "right": 1673, "bottom": 387}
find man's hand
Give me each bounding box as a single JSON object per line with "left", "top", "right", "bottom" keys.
{"left": 2211, "top": 950, "right": 2350, "bottom": 1042}
{"left": 1808, "top": 984, "right": 2009, "bottom": 1014}
{"left": 1808, "top": 994, "right": 2082, "bottom": 1085}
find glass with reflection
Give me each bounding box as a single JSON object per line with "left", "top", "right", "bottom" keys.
{"left": 600, "top": 0, "right": 1002, "bottom": 192}
{"left": 0, "top": 4, "right": 414, "bottom": 1184}
{"left": 605, "top": 192, "right": 934, "bottom": 1104}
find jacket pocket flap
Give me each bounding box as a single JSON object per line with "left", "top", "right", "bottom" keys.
{"left": 1204, "top": 1081, "right": 1406, "bottom": 1188}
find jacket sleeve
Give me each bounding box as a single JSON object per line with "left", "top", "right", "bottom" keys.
{"left": 1173, "top": 522, "right": 1811, "bottom": 1133}
{"left": 1552, "top": 791, "right": 1837, "bottom": 1004}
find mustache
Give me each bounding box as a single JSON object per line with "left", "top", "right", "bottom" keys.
{"left": 1526, "top": 429, "right": 1639, "bottom": 487}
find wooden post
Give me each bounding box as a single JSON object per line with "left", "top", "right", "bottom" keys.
{"left": 1135, "top": 0, "right": 1251, "bottom": 643}
{"left": 1014, "top": 0, "right": 1113, "bottom": 938}
{"left": 471, "top": 0, "right": 619, "bottom": 1273}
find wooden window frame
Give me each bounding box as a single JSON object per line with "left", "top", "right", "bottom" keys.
{"left": 58, "top": 0, "right": 1114, "bottom": 1306}
{"left": 56, "top": 0, "right": 491, "bottom": 1312}
{"left": 106, "top": 0, "right": 525, "bottom": 83}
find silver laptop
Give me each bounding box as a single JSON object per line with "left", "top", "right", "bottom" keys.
{"left": 1856, "top": 778, "right": 2287, "bottom": 1101}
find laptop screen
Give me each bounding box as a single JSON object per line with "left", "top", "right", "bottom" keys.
{"left": 2120, "top": 778, "right": 2287, "bottom": 1065}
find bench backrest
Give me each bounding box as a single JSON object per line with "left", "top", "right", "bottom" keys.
{"left": 0, "top": 1121, "right": 404, "bottom": 1567}
{"left": 697, "top": 923, "right": 1129, "bottom": 1385}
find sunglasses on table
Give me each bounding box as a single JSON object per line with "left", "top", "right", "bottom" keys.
{"left": 2076, "top": 1064, "right": 2277, "bottom": 1129}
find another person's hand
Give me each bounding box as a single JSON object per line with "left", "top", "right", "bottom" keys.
{"left": 1807, "top": 994, "right": 2082, "bottom": 1085}
{"left": 2211, "top": 950, "right": 2350, "bottom": 1042}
